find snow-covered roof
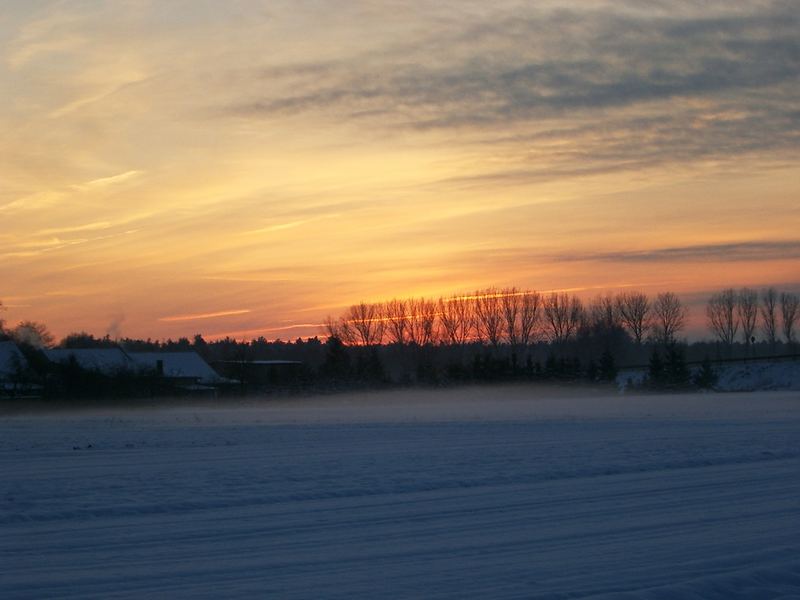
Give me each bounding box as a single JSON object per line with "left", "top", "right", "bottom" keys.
{"left": 128, "top": 352, "right": 225, "bottom": 385}
{"left": 45, "top": 348, "right": 133, "bottom": 375}
{"left": 0, "top": 341, "right": 27, "bottom": 378}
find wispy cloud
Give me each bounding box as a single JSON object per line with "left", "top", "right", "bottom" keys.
{"left": 561, "top": 240, "right": 800, "bottom": 263}
{"left": 37, "top": 221, "right": 113, "bottom": 236}
{"left": 6, "top": 7, "right": 87, "bottom": 69}
{"left": 243, "top": 220, "right": 308, "bottom": 235}
{"left": 75, "top": 170, "right": 142, "bottom": 190}
{"left": 208, "top": 322, "right": 325, "bottom": 340}
{"left": 159, "top": 309, "right": 253, "bottom": 322}
{"left": 0, "top": 228, "right": 141, "bottom": 261}
{"left": 222, "top": 2, "right": 800, "bottom": 173}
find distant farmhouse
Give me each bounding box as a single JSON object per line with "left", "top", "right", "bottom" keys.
{"left": 44, "top": 347, "right": 233, "bottom": 394}
{"left": 3, "top": 341, "right": 304, "bottom": 400}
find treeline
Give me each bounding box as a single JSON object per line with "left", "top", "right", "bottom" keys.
{"left": 323, "top": 288, "right": 689, "bottom": 348}
{"left": 706, "top": 287, "right": 799, "bottom": 354}
{"left": 2, "top": 286, "right": 799, "bottom": 398}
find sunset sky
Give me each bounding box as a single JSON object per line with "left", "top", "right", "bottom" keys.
{"left": 1, "top": 0, "right": 798, "bottom": 341}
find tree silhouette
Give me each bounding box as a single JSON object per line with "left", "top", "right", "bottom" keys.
{"left": 598, "top": 349, "right": 617, "bottom": 382}
{"left": 648, "top": 349, "right": 664, "bottom": 385}
{"left": 519, "top": 290, "right": 542, "bottom": 346}
{"left": 693, "top": 358, "right": 718, "bottom": 389}
{"left": 438, "top": 295, "right": 473, "bottom": 346}
{"left": 474, "top": 288, "right": 503, "bottom": 347}
{"left": 348, "top": 302, "right": 384, "bottom": 346}
{"left": 707, "top": 289, "right": 738, "bottom": 350}
{"left": 12, "top": 320, "right": 54, "bottom": 349}
{"left": 384, "top": 298, "right": 409, "bottom": 345}
{"left": 407, "top": 298, "right": 437, "bottom": 346}
{"left": 737, "top": 288, "right": 758, "bottom": 355}
{"left": 652, "top": 292, "right": 687, "bottom": 347}
{"left": 616, "top": 291, "right": 651, "bottom": 345}
{"left": 544, "top": 292, "right": 583, "bottom": 343}
{"left": 760, "top": 288, "right": 779, "bottom": 352}
{"left": 781, "top": 292, "right": 800, "bottom": 346}
{"left": 501, "top": 287, "right": 521, "bottom": 347}
{"left": 589, "top": 294, "right": 620, "bottom": 331}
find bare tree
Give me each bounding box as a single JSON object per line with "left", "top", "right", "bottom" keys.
{"left": 616, "top": 291, "right": 651, "bottom": 344}
{"left": 419, "top": 298, "right": 439, "bottom": 345}
{"left": 474, "top": 288, "right": 503, "bottom": 347}
{"left": 760, "top": 288, "right": 779, "bottom": 351}
{"left": 707, "top": 289, "right": 739, "bottom": 347}
{"left": 588, "top": 294, "right": 620, "bottom": 330}
{"left": 781, "top": 291, "right": 800, "bottom": 346}
{"left": 501, "top": 287, "right": 521, "bottom": 346}
{"left": 322, "top": 315, "right": 339, "bottom": 339}
{"left": 652, "top": 292, "right": 687, "bottom": 346}
{"left": 347, "top": 302, "right": 384, "bottom": 346}
{"left": 544, "top": 292, "right": 583, "bottom": 343}
{"left": 405, "top": 300, "right": 421, "bottom": 345}
{"left": 323, "top": 313, "right": 359, "bottom": 345}
{"left": 407, "top": 298, "right": 437, "bottom": 346}
{"left": 384, "top": 299, "right": 408, "bottom": 345}
{"left": 519, "top": 290, "right": 542, "bottom": 346}
{"left": 737, "top": 288, "right": 758, "bottom": 352}
{"left": 438, "top": 295, "right": 473, "bottom": 345}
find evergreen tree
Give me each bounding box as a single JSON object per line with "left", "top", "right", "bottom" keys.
{"left": 321, "top": 336, "right": 351, "bottom": 381}
{"left": 666, "top": 346, "right": 690, "bottom": 387}
{"left": 693, "top": 357, "right": 718, "bottom": 389}
{"left": 648, "top": 349, "right": 664, "bottom": 387}
{"left": 586, "top": 358, "right": 598, "bottom": 382}
{"left": 544, "top": 353, "right": 557, "bottom": 379}
{"left": 365, "top": 348, "right": 387, "bottom": 384}
{"left": 599, "top": 349, "right": 617, "bottom": 382}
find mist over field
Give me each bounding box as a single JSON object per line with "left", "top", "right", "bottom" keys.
{"left": 3, "top": 388, "right": 799, "bottom": 598}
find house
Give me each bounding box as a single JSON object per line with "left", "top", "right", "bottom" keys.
{"left": 43, "top": 348, "right": 231, "bottom": 396}
{"left": 128, "top": 352, "right": 231, "bottom": 389}
{"left": 44, "top": 348, "right": 134, "bottom": 375}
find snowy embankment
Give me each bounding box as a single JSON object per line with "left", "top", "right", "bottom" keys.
{"left": 715, "top": 360, "right": 800, "bottom": 391}
{"left": 2, "top": 388, "right": 800, "bottom": 599}
{"left": 618, "top": 359, "right": 800, "bottom": 392}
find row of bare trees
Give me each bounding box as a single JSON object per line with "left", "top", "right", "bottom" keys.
{"left": 324, "top": 288, "right": 689, "bottom": 347}
{"left": 707, "top": 288, "right": 799, "bottom": 350}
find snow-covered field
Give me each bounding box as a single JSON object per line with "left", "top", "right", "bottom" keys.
{"left": 2, "top": 387, "right": 800, "bottom": 599}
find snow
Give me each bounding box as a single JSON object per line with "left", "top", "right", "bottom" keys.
{"left": 2, "top": 387, "right": 799, "bottom": 598}
{"left": 715, "top": 360, "right": 800, "bottom": 392}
